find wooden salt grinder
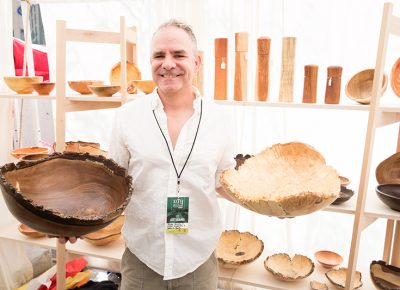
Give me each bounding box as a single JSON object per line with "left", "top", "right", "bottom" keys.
{"left": 302, "top": 65, "right": 318, "bottom": 103}
{"left": 279, "top": 37, "right": 296, "bottom": 102}
{"left": 256, "top": 37, "right": 271, "bottom": 101}
{"left": 234, "top": 32, "right": 249, "bottom": 101}
{"left": 324, "top": 66, "right": 343, "bottom": 104}
{"left": 214, "top": 38, "right": 228, "bottom": 100}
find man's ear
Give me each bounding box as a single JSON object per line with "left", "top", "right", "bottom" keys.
{"left": 194, "top": 54, "right": 202, "bottom": 74}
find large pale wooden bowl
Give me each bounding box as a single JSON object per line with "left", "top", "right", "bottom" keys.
{"left": 128, "top": 80, "right": 156, "bottom": 94}
{"left": 264, "top": 253, "right": 314, "bottom": 281}
{"left": 220, "top": 142, "right": 340, "bottom": 217}
{"left": 345, "top": 69, "right": 388, "bottom": 105}
{"left": 82, "top": 215, "right": 124, "bottom": 246}
{"left": 376, "top": 152, "right": 400, "bottom": 184}
{"left": 88, "top": 85, "right": 120, "bottom": 97}
{"left": 4, "top": 76, "right": 43, "bottom": 94}
{"left": 110, "top": 61, "right": 141, "bottom": 93}
{"left": 68, "top": 80, "right": 104, "bottom": 94}
{"left": 0, "top": 152, "right": 133, "bottom": 237}
{"left": 325, "top": 268, "right": 362, "bottom": 289}
{"left": 216, "top": 230, "right": 264, "bottom": 268}
{"left": 370, "top": 260, "right": 400, "bottom": 290}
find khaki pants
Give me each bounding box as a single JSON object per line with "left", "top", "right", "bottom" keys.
{"left": 120, "top": 248, "right": 218, "bottom": 290}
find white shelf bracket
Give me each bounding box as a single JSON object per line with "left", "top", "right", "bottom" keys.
{"left": 376, "top": 111, "right": 400, "bottom": 127}
{"left": 360, "top": 216, "right": 378, "bottom": 231}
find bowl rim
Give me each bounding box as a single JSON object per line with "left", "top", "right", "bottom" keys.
{"left": 376, "top": 184, "right": 400, "bottom": 199}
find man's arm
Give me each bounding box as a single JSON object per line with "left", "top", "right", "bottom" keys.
{"left": 216, "top": 186, "right": 236, "bottom": 203}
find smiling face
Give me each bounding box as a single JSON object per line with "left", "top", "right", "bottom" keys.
{"left": 151, "top": 26, "right": 201, "bottom": 98}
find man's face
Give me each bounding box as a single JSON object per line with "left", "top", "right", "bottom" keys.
{"left": 151, "top": 26, "right": 201, "bottom": 96}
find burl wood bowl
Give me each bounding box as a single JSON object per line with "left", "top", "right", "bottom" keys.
{"left": 220, "top": 142, "right": 340, "bottom": 217}
{"left": 68, "top": 80, "right": 104, "bottom": 94}
{"left": 11, "top": 147, "right": 50, "bottom": 160}
{"left": 310, "top": 280, "right": 328, "bottom": 290}
{"left": 345, "top": 69, "right": 388, "bottom": 105}
{"left": 376, "top": 184, "right": 400, "bottom": 212}
{"left": 109, "top": 61, "right": 141, "bottom": 93}
{"left": 128, "top": 80, "right": 156, "bottom": 94}
{"left": 216, "top": 230, "right": 264, "bottom": 269}
{"left": 370, "top": 260, "right": 400, "bottom": 290}
{"left": 264, "top": 253, "right": 314, "bottom": 281}
{"left": 376, "top": 152, "right": 400, "bottom": 184}
{"left": 0, "top": 152, "right": 133, "bottom": 237}
{"left": 314, "top": 250, "right": 343, "bottom": 269}
{"left": 82, "top": 215, "right": 124, "bottom": 246}
{"left": 32, "top": 82, "right": 55, "bottom": 95}
{"left": 18, "top": 223, "right": 46, "bottom": 238}
{"left": 391, "top": 58, "right": 400, "bottom": 97}
{"left": 88, "top": 85, "right": 120, "bottom": 97}
{"left": 4, "top": 76, "right": 43, "bottom": 94}
{"left": 326, "top": 268, "right": 362, "bottom": 289}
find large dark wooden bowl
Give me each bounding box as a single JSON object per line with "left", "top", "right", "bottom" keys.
{"left": 0, "top": 152, "right": 132, "bottom": 237}
{"left": 376, "top": 184, "right": 400, "bottom": 212}
{"left": 370, "top": 260, "right": 400, "bottom": 290}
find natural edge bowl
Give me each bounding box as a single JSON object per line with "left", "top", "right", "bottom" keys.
{"left": 314, "top": 250, "right": 343, "bottom": 269}
{"left": 0, "top": 152, "right": 133, "bottom": 237}
{"left": 325, "top": 267, "right": 362, "bottom": 289}
{"left": 4, "top": 76, "right": 44, "bottom": 94}
{"left": 11, "top": 147, "right": 50, "bottom": 160}
{"left": 370, "top": 260, "right": 400, "bottom": 290}
{"left": 264, "top": 253, "right": 314, "bottom": 281}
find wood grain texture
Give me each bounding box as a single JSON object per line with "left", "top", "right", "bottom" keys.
{"left": 256, "top": 37, "right": 271, "bottom": 101}
{"left": 279, "top": 37, "right": 296, "bottom": 102}
{"left": 234, "top": 32, "right": 249, "bottom": 101}
{"left": 302, "top": 65, "right": 318, "bottom": 103}
{"left": 214, "top": 38, "right": 228, "bottom": 100}
{"left": 324, "top": 66, "right": 343, "bottom": 104}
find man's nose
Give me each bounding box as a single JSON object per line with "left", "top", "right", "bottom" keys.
{"left": 162, "top": 55, "right": 176, "bottom": 70}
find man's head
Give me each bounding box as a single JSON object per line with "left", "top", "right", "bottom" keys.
{"left": 151, "top": 19, "right": 201, "bottom": 98}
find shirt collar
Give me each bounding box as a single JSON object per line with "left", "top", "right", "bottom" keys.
{"left": 150, "top": 86, "right": 202, "bottom": 113}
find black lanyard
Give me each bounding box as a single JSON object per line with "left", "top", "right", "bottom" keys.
{"left": 152, "top": 99, "right": 203, "bottom": 194}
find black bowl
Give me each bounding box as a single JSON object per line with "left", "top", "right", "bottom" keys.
{"left": 370, "top": 260, "right": 400, "bottom": 290}
{"left": 376, "top": 184, "right": 400, "bottom": 212}
{"left": 332, "top": 186, "right": 355, "bottom": 205}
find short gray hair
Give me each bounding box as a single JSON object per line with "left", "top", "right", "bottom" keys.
{"left": 153, "top": 19, "right": 198, "bottom": 54}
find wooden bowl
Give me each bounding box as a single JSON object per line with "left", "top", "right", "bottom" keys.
{"left": 332, "top": 186, "right": 355, "bottom": 205}
{"left": 32, "top": 82, "right": 55, "bottom": 95}
{"left": 0, "top": 152, "right": 133, "bottom": 237}
{"left": 18, "top": 223, "right": 46, "bottom": 238}
{"left": 11, "top": 147, "right": 50, "bottom": 160}
{"left": 326, "top": 268, "right": 362, "bottom": 289}
{"left": 220, "top": 142, "right": 340, "bottom": 217}
{"left": 264, "top": 253, "right": 314, "bottom": 281}
{"left": 376, "top": 152, "right": 400, "bottom": 184}
{"left": 88, "top": 85, "right": 120, "bottom": 97}
{"left": 314, "top": 250, "right": 343, "bottom": 269}
{"left": 128, "top": 80, "right": 156, "bottom": 94}
{"left": 391, "top": 58, "right": 400, "bottom": 97}
{"left": 68, "top": 80, "right": 104, "bottom": 94}
{"left": 20, "top": 153, "right": 49, "bottom": 162}
{"left": 216, "top": 230, "right": 264, "bottom": 269}
{"left": 370, "top": 260, "right": 400, "bottom": 290}
{"left": 310, "top": 280, "right": 328, "bottom": 290}
{"left": 109, "top": 61, "right": 141, "bottom": 93}
{"left": 339, "top": 176, "right": 351, "bottom": 187}
{"left": 345, "top": 69, "right": 388, "bottom": 104}
{"left": 82, "top": 215, "right": 124, "bottom": 246}
{"left": 4, "top": 76, "right": 44, "bottom": 94}
{"left": 63, "top": 141, "right": 107, "bottom": 157}
{"left": 376, "top": 184, "right": 400, "bottom": 212}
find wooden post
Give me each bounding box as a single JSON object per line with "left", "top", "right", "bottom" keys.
{"left": 255, "top": 37, "right": 271, "bottom": 101}
{"left": 279, "top": 37, "right": 296, "bottom": 102}
{"left": 383, "top": 219, "right": 394, "bottom": 262}
{"left": 324, "top": 66, "right": 343, "bottom": 104}
{"left": 234, "top": 32, "right": 248, "bottom": 101}
{"left": 214, "top": 38, "right": 228, "bottom": 100}
{"left": 193, "top": 51, "right": 204, "bottom": 96}
{"left": 302, "top": 65, "right": 318, "bottom": 103}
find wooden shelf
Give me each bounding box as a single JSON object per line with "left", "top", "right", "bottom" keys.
{"left": 0, "top": 92, "right": 56, "bottom": 100}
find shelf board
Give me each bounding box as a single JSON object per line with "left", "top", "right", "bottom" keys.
{"left": 0, "top": 92, "right": 56, "bottom": 100}
{"left": 365, "top": 189, "right": 400, "bottom": 220}
{"left": 66, "top": 93, "right": 141, "bottom": 102}
{"left": 323, "top": 195, "right": 357, "bottom": 215}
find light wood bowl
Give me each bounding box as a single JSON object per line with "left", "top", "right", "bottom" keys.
{"left": 370, "top": 260, "right": 400, "bottom": 290}
{"left": 376, "top": 152, "right": 400, "bottom": 184}
{"left": 63, "top": 141, "right": 107, "bottom": 157}
{"left": 32, "top": 82, "right": 55, "bottom": 95}
{"left": 391, "top": 58, "right": 400, "bottom": 97}
{"left": 4, "top": 76, "right": 43, "bottom": 94}
{"left": 264, "top": 253, "right": 314, "bottom": 281}
{"left": 68, "top": 80, "right": 104, "bottom": 94}
{"left": 326, "top": 268, "right": 362, "bottom": 289}
{"left": 345, "top": 69, "right": 388, "bottom": 105}
{"left": 82, "top": 215, "right": 124, "bottom": 246}
{"left": 128, "top": 80, "right": 156, "bottom": 94}
{"left": 11, "top": 147, "right": 50, "bottom": 160}
{"left": 18, "top": 223, "right": 46, "bottom": 238}
{"left": 339, "top": 176, "right": 351, "bottom": 187}
{"left": 314, "top": 250, "right": 343, "bottom": 269}
{"left": 216, "top": 230, "right": 264, "bottom": 269}
{"left": 0, "top": 152, "right": 133, "bottom": 237}
{"left": 88, "top": 85, "right": 120, "bottom": 97}
{"left": 20, "top": 153, "right": 49, "bottom": 162}
{"left": 310, "top": 280, "right": 328, "bottom": 290}
{"left": 109, "top": 61, "right": 141, "bottom": 93}
{"left": 220, "top": 142, "right": 340, "bottom": 217}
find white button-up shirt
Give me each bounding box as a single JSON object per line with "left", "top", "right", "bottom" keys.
{"left": 108, "top": 88, "right": 235, "bottom": 280}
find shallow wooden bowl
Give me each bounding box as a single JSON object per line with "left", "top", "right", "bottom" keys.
{"left": 20, "top": 153, "right": 49, "bottom": 162}
{"left": 4, "top": 76, "right": 43, "bottom": 94}
{"left": 332, "top": 186, "right": 355, "bottom": 205}
{"left": 370, "top": 260, "right": 400, "bottom": 290}
{"left": 32, "top": 82, "right": 55, "bottom": 95}
{"left": 264, "top": 253, "right": 314, "bottom": 281}
{"left": 391, "top": 58, "right": 400, "bottom": 97}
{"left": 310, "top": 280, "right": 328, "bottom": 290}
{"left": 220, "top": 142, "right": 340, "bottom": 217}
{"left": 326, "top": 268, "right": 362, "bottom": 289}
{"left": 109, "top": 61, "right": 141, "bottom": 93}
{"left": 345, "top": 69, "right": 388, "bottom": 104}
{"left": 88, "top": 85, "right": 120, "bottom": 97}
{"left": 0, "top": 152, "right": 133, "bottom": 237}
{"left": 128, "top": 80, "right": 156, "bottom": 94}
{"left": 314, "top": 250, "right": 343, "bottom": 269}
{"left": 82, "top": 215, "right": 124, "bottom": 246}
{"left": 216, "top": 230, "right": 264, "bottom": 269}
{"left": 18, "top": 223, "right": 46, "bottom": 238}
{"left": 11, "top": 147, "right": 50, "bottom": 160}
{"left": 376, "top": 152, "right": 400, "bottom": 184}
{"left": 68, "top": 80, "right": 104, "bottom": 94}
{"left": 376, "top": 184, "right": 400, "bottom": 212}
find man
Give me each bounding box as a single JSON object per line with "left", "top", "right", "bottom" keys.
{"left": 108, "top": 19, "right": 235, "bottom": 290}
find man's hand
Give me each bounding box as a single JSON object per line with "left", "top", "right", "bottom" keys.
{"left": 48, "top": 236, "right": 79, "bottom": 244}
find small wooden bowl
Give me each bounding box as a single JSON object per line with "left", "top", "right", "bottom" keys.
{"left": 82, "top": 215, "right": 124, "bottom": 246}
{"left": 310, "top": 280, "right": 328, "bottom": 290}
{"left": 32, "top": 82, "right": 55, "bottom": 95}
{"left": 345, "top": 69, "right": 388, "bottom": 104}
{"left": 68, "top": 80, "right": 104, "bottom": 94}
{"left": 20, "top": 153, "right": 49, "bottom": 162}
{"left": 10, "top": 147, "right": 50, "bottom": 160}
{"left": 314, "top": 250, "right": 343, "bottom": 269}
{"left": 4, "top": 76, "right": 43, "bottom": 94}
{"left": 391, "top": 58, "right": 400, "bottom": 97}
{"left": 18, "top": 223, "right": 46, "bottom": 238}
{"left": 376, "top": 152, "right": 400, "bottom": 184}
{"left": 109, "top": 61, "right": 141, "bottom": 93}
{"left": 339, "top": 176, "right": 351, "bottom": 187}
{"left": 326, "top": 268, "right": 363, "bottom": 289}
{"left": 128, "top": 80, "right": 156, "bottom": 94}
{"left": 332, "top": 187, "right": 355, "bottom": 205}
{"left": 88, "top": 85, "right": 120, "bottom": 97}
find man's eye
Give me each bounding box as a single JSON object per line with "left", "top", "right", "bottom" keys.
{"left": 176, "top": 55, "right": 185, "bottom": 58}
{"left": 153, "top": 55, "right": 164, "bottom": 59}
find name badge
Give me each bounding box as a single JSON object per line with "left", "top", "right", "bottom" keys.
{"left": 166, "top": 197, "right": 189, "bottom": 234}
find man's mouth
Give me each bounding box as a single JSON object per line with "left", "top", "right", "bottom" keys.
{"left": 160, "top": 73, "right": 183, "bottom": 78}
